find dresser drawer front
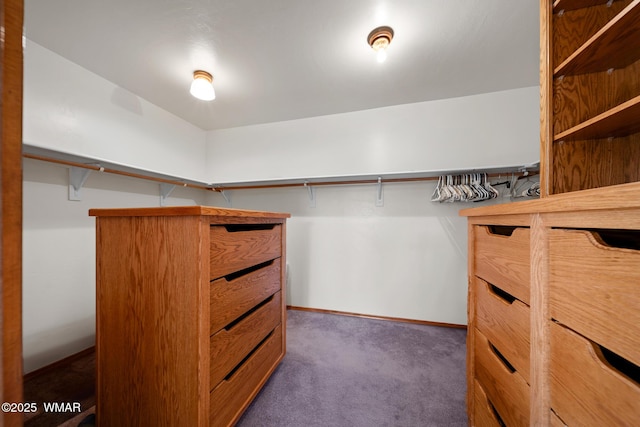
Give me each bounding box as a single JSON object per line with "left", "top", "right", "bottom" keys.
{"left": 475, "top": 277, "right": 530, "bottom": 384}
{"left": 549, "top": 229, "right": 640, "bottom": 367}
{"left": 475, "top": 329, "right": 530, "bottom": 427}
{"left": 210, "top": 260, "right": 281, "bottom": 334}
{"left": 550, "top": 321, "right": 640, "bottom": 426}
{"left": 210, "top": 224, "right": 282, "bottom": 280}
{"left": 210, "top": 325, "right": 283, "bottom": 427}
{"left": 210, "top": 291, "right": 281, "bottom": 387}
{"left": 474, "top": 226, "right": 530, "bottom": 305}
{"left": 473, "top": 380, "right": 504, "bottom": 427}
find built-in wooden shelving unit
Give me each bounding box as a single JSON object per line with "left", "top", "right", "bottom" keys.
{"left": 542, "top": 0, "right": 640, "bottom": 195}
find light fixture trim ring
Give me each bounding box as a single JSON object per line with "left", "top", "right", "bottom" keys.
{"left": 367, "top": 26, "right": 394, "bottom": 49}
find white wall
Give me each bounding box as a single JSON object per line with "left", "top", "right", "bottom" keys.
{"left": 207, "top": 182, "right": 513, "bottom": 325}
{"left": 206, "top": 86, "right": 539, "bottom": 183}
{"left": 22, "top": 158, "right": 207, "bottom": 373}
{"left": 23, "top": 41, "right": 208, "bottom": 182}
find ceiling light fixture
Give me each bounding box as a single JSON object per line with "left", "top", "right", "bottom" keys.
{"left": 368, "top": 26, "right": 394, "bottom": 63}
{"left": 190, "top": 70, "right": 216, "bottom": 101}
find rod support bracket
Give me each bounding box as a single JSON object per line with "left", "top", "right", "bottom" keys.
{"left": 160, "top": 183, "right": 176, "bottom": 206}
{"left": 304, "top": 181, "right": 316, "bottom": 208}
{"left": 376, "top": 177, "right": 384, "bottom": 207}
{"left": 68, "top": 167, "right": 92, "bottom": 201}
{"left": 220, "top": 189, "right": 232, "bottom": 206}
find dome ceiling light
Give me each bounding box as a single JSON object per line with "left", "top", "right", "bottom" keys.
{"left": 368, "top": 26, "right": 394, "bottom": 63}
{"left": 190, "top": 70, "right": 216, "bottom": 101}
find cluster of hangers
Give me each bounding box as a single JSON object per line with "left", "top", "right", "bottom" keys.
{"left": 431, "top": 174, "right": 499, "bottom": 203}
{"left": 512, "top": 177, "right": 540, "bottom": 198}
{"left": 431, "top": 173, "right": 541, "bottom": 203}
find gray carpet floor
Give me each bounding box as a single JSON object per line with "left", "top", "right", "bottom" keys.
{"left": 237, "top": 309, "right": 468, "bottom": 427}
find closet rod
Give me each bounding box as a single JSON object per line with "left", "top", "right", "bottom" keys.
{"left": 212, "top": 176, "right": 440, "bottom": 191}
{"left": 23, "top": 153, "right": 212, "bottom": 191}
{"left": 24, "top": 152, "right": 538, "bottom": 192}
{"left": 211, "top": 171, "right": 538, "bottom": 191}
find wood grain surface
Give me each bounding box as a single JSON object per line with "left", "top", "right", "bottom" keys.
{"left": 472, "top": 380, "right": 503, "bottom": 427}
{"left": 0, "top": 0, "right": 24, "bottom": 425}
{"left": 90, "top": 205, "right": 290, "bottom": 220}
{"left": 210, "top": 292, "right": 281, "bottom": 387}
{"left": 474, "top": 226, "right": 531, "bottom": 305}
{"left": 554, "top": 0, "right": 640, "bottom": 76}
{"left": 475, "top": 278, "right": 531, "bottom": 384}
{"left": 210, "top": 326, "right": 283, "bottom": 427}
{"left": 553, "top": 60, "right": 640, "bottom": 135}
{"left": 549, "top": 229, "right": 640, "bottom": 366}
{"left": 552, "top": 0, "right": 631, "bottom": 67}
{"left": 553, "top": 133, "right": 640, "bottom": 193}
{"left": 474, "top": 329, "right": 530, "bottom": 427}
{"left": 549, "top": 321, "right": 640, "bottom": 426}
{"left": 209, "top": 225, "right": 282, "bottom": 279}
{"left": 210, "top": 260, "right": 281, "bottom": 334}
{"left": 96, "top": 216, "right": 209, "bottom": 427}
{"left": 460, "top": 180, "right": 640, "bottom": 217}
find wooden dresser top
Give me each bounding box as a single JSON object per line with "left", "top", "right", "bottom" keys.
{"left": 460, "top": 181, "right": 640, "bottom": 217}
{"left": 89, "top": 205, "right": 290, "bottom": 219}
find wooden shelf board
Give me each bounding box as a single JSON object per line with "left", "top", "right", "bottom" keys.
{"left": 554, "top": 0, "right": 614, "bottom": 13}
{"left": 554, "top": 95, "right": 640, "bottom": 141}
{"left": 554, "top": 0, "right": 640, "bottom": 76}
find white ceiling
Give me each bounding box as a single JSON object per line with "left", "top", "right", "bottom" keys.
{"left": 24, "top": 0, "right": 539, "bottom": 131}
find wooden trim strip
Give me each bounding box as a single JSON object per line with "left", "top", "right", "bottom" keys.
{"left": 287, "top": 306, "right": 467, "bottom": 329}
{"left": 23, "top": 346, "right": 95, "bottom": 382}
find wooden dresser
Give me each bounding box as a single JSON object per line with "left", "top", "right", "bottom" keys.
{"left": 462, "top": 189, "right": 640, "bottom": 426}
{"left": 462, "top": 1, "right": 640, "bottom": 424}
{"left": 89, "top": 206, "right": 290, "bottom": 427}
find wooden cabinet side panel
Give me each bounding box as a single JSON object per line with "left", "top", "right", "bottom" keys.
{"left": 96, "top": 216, "right": 206, "bottom": 427}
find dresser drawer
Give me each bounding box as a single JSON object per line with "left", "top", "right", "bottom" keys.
{"left": 475, "top": 277, "right": 530, "bottom": 384}
{"left": 473, "top": 380, "right": 504, "bottom": 427}
{"left": 210, "top": 291, "right": 281, "bottom": 387}
{"left": 210, "top": 260, "right": 281, "bottom": 334}
{"left": 210, "top": 224, "right": 282, "bottom": 280}
{"left": 474, "top": 225, "right": 530, "bottom": 305}
{"left": 550, "top": 321, "right": 640, "bottom": 426}
{"left": 210, "top": 325, "right": 283, "bottom": 427}
{"left": 475, "top": 329, "right": 530, "bottom": 427}
{"left": 549, "top": 229, "right": 640, "bottom": 367}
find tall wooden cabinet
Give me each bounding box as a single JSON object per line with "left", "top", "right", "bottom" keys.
{"left": 462, "top": 0, "right": 640, "bottom": 425}
{"left": 89, "top": 206, "right": 290, "bottom": 427}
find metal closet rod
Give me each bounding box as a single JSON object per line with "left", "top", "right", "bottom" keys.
{"left": 23, "top": 153, "right": 536, "bottom": 192}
